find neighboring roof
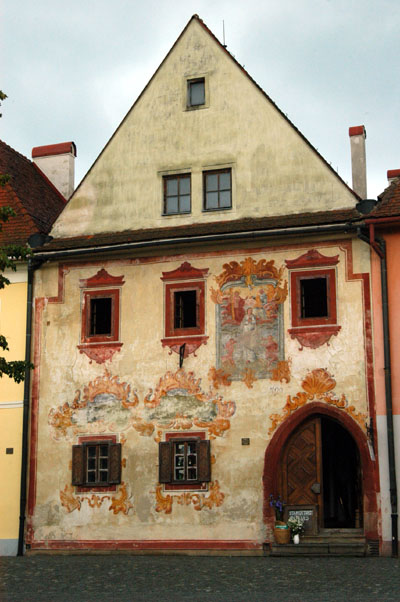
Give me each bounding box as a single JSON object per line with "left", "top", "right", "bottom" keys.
{"left": 38, "top": 207, "right": 362, "bottom": 254}
{"left": 367, "top": 177, "right": 400, "bottom": 220}
{"left": 32, "top": 142, "right": 76, "bottom": 158}
{"left": 0, "top": 140, "right": 66, "bottom": 246}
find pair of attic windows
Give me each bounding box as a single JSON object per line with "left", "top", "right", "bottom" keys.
{"left": 163, "top": 169, "right": 232, "bottom": 215}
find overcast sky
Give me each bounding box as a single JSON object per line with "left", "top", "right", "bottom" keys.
{"left": 2, "top": 0, "right": 399, "bottom": 200}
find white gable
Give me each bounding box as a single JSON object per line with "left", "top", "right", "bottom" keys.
{"left": 52, "top": 16, "right": 357, "bottom": 238}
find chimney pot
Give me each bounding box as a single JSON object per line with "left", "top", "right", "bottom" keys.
{"left": 32, "top": 142, "right": 76, "bottom": 199}
{"left": 387, "top": 169, "right": 400, "bottom": 183}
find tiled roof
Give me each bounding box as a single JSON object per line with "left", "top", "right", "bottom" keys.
{"left": 367, "top": 177, "right": 400, "bottom": 219}
{"left": 32, "top": 142, "right": 76, "bottom": 158}
{"left": 38, "top": 207, "right": 362, "bottom": 254}
{"left": 0, "top": 140, "right": 66, "bottom": 246}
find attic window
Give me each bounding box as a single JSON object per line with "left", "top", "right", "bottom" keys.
{"left": 187, "top": 78, "right": 205, "bottom": 107}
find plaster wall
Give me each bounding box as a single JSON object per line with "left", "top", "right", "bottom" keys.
{"left": 371, "top": 232, "right": 400, "bottom": 554}
{"left": 30, "top": 239, "right": 372, "bottom": 546}
{"left": 0, "top": 271, "right": 26, "bottom": 552}
{"left": 34, "top": 153, "right": 74, "bottom": 200}
{"left": 51, "top": 20, "right": 356, "bottom": 239}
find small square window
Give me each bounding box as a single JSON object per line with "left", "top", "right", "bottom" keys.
{"left": 187, "top": 78, "right": 205, "bottom": 107}
{"left": 164, "top": 282, "right": 204, "bottom": 338}
{"left": 81, "top": 289, "right": 119, "bottom": 344}
{"left": 72, "top": 441, "right": 121, "bottom": 487}
{"left": 290, "top": 269, "right": 337, "bottom": 328}
{"left": 203, "top": 169, "right": 232, "bottom": 211}
{"left": 159, "top": 437, "right": 210, "bottom": 486}
{"left": 163, "top": 174, "right": 191, "bottom": 215}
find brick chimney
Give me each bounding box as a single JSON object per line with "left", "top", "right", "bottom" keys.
{"left": 349, "top": 126, "right": 367, "bottom": 199}
{"left": 32, "top": 142, "right": 76, "bottom": 199}
{"left": 387, "top": 169, "right": 400, "bottom": 184}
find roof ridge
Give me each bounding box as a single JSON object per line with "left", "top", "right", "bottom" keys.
{"left": 0, "top": 139, "right": 33, "bottom": 169}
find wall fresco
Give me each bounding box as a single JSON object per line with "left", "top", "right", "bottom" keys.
{"left": 143, "top": 369, "right": 236, "bottom": 441}
{"left": 268, "top": 368, "right": 367, "bottom": 435}
{"left": 212, "top": 257, "right": 288, "bottom": 383}
{"left": 48, "top": 372, "right": 138, "bottom": 441}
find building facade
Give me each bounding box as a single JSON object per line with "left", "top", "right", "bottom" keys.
{"left": 26, "top": 16, "right": 383, "bottom": 554}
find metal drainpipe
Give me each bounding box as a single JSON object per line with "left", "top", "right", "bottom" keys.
{"left": 17, "top": 257, "right": 42, "bottom": 556}
{"left": 357, "top": 228, "right": 398, "bottom": 557}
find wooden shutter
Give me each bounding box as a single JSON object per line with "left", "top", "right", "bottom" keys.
{"left": 108, "top": 443, "right": 122, "bottom": 484}
{"left": 197, "top": 439, "right": 211, "bottom": 482}
{"left": 71, "top": 445, "right": 84, "bottom": 486}
{"left": 159, "top": 441, "right": 172, "bottom": 483}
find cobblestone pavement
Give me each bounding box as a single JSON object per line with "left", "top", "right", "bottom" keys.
{"left": 0, "top": 555, "right": 399, "bottom": 602}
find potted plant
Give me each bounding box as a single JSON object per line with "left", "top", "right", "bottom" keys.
{"left": 270, "top": 495, "right": 290, "bottom": 544}
{"left": 287, "top": 516, "right": 305, "bottom": 544}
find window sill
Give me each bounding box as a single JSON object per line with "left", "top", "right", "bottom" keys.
{"left": 202, "top": 206, "right": 232, "bottom": 213}
{"left": 161, "top": 335, "right": 208, "bottom": 358}
{"left": 77, "top": 341, "right": 123, "bottom": 364}
{"left": 288, "top": 325, "right": 341, "bottom": 350}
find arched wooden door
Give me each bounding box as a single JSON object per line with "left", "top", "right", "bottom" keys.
{"left": 279, "top": 415, "right": 362, "bottom": 529}
{"left": 280, "top": 417, "right": 323, "bottom": 524}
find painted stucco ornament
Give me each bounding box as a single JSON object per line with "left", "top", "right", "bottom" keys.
{"left": 60, "top": 482, "right": 133, "bottom": 515}
{"left": 48, "top": 371, "right": 138, "bottom": 440}
{"left": 212, "top": 257, "right": 289, "bottom": 384}
{"left": 268, "top": 368, "right": 367, "bottom": 435}
{"left": 154, "top": 480, "right": 224, "bottom": 514}
{"left": 142, "top": 369, "right": 236, "bottom": 441}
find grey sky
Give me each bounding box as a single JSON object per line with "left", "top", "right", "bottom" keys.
{"left": 2, "top": 0, "right": 399, "bottom": 200}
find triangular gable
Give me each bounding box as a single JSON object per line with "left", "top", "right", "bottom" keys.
{"left": 52, "top": 15, "right": 358, "bottom": 239}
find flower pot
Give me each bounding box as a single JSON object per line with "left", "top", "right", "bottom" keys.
{"left": 274, "top": 524, "right": 290, "bottom": 544}
{"left": 293, "top": 533, "right": 300, "bottom": 545}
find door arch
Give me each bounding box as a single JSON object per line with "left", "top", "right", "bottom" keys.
{"left": 279, "top": 415, "right": 362, "bottom": 528}
{"left": 263, "top": 402, "right": 379, "bottom": 539}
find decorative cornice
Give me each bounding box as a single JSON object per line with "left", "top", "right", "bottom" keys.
{"left": 288, "top": 326, "right": 341, "bottom": 350}
{"left": 79, "top": 268, "right": 125, "bottom": 288}
{"left": 161, "top": 261, "right": 209, "bottom": 281}
{"left": 285, "top": 249, "right": 339, "bottom": 269}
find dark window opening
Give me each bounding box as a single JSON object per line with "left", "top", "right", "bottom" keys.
{"left": 188, "top": 78, "right": 205, "bottom": 107}
{"left": 300, "top": 277, "right": 328, "bottom": 319}
{"left": 89, "top": 297, "right": 112, "bottom": 335}
{"left": 163, "top": 174, "right": 191, "bottom": 215}
{"left": 174, "top": 290, "right": 197, "bottom": 329}
{"left": 204, "top": 169, "right": 232, "bottom": 210}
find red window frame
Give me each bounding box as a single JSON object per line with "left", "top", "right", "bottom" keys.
{"left": 164, "top": 281, "right": 205, "bottom": 338}
{"left": 290, "top": 268, "right": 337, "bottom": 328}
{"left": 81, "top": 288, "right": 120, "bottom": 344}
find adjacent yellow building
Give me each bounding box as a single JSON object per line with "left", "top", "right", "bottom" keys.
{"left": 0, "top": 140, "right": 69, "bottom": 554}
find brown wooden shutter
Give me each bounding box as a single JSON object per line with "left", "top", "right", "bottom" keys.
{"left": 108, "top": 443, "right": 122, "bottom": 484}
{"left": 197, "top": 439, "right": 211, "bottom": 482}
{"left": 72, "top": 445, "right": 85, "bottom": 486}
{"left": 159, "top": 441, "right": 172, "bottom": 483}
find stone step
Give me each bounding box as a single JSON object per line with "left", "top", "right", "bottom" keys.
{"left": 267, "top": 541, "right": 366, "bottom": 557}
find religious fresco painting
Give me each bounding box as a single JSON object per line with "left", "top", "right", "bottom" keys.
{"left": 212, "top": 257, "right": 288, "bottom": 382}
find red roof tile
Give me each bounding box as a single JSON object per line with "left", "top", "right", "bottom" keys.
{"left": 0, "top": 140, "right": 66, "bottom": 246}
{"left": 367, "top": 177, "right": 400, "bottom": 220}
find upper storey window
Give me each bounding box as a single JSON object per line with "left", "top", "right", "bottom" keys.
{"left": 187, "top": 78, "right": 205, "bottom": 107}
{"left": 203, "top": 168, "right": 232, "bottom": 211}
{"left": 163, "top": 174, "right": 191, "bottom": 215}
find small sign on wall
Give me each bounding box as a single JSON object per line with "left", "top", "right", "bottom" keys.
{"left": 284, "top": 504, "right": 318, "bottom": 535}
